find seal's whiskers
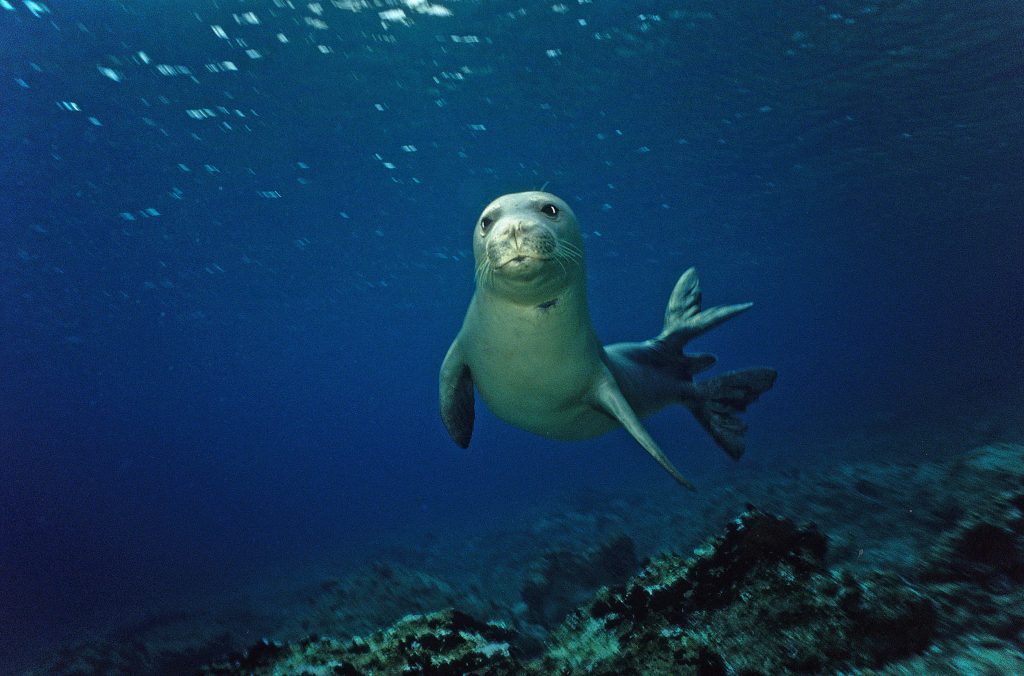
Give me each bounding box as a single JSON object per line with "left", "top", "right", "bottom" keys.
{"left": 475, "top": 258, "right": 494, "bottom": 287}
{"left": 555, "top": 241, "right": 583, "bottom": 265}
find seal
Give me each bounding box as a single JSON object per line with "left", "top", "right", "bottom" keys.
{"left": 439, "top": 191, "right": 776, "bottom": 489}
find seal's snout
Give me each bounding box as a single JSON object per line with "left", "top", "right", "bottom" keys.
{"left": 488, "top": 218, "right": 556, "bottom": 267}
{"left": 495, "top": 219, "right": 540, "bottom": 241}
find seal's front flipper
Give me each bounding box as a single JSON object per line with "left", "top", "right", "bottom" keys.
{"left": 657, "top": 267, "right": 753, "bottom": 352}
{"left": 593, "top": 369, "right": 696, "bottom": 491}
{"left": 439, "top": 340, "right": 475, "bottom": 448}
{"left": 689, "top": 368, "right": 777, "bottom": 460}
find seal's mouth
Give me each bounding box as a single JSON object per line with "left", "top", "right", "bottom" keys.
{"left": 496, "top": 254, "right": 551, "bottom": 269}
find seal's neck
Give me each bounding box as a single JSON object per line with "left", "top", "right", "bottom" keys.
{"left": 476, "top": 279, "right": 591, "bottom": 332}
{"left": 480, "top": 264, "right": 586, "bottom": 309}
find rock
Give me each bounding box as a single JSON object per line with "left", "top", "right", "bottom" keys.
{"left": 202, "top": 609, "right": 521, "bottom": 675}
{"left": 520, "top": 534, "right": 637, "bottom": 627}
{"left": 540, "top": 508, "right": 935, "bottom": 674}
{"left": 838, "top": 571, "right": 937, "bottom": 664}
{"left": 923, "top": 492, "right": 1024, "bottom": 587}
{"left": 200, "top": 508, "right": 939, "bottom": 674}
{"left": 36, "top": 444, "right": 1024, "bottom": 676}
{"left": 917, "top": 445, "right": 1024, "bottom": 648}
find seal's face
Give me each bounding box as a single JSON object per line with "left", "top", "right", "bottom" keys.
{"left": 473, "top": 191, "right": 584, "bottom": 302}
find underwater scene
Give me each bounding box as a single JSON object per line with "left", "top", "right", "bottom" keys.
{"left": 2, "top": 0, "right": 1023, "bottom": 673}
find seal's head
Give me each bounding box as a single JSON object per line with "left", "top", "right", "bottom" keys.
{"left": 473, "top": 191, "right": 584, "bottom": 303}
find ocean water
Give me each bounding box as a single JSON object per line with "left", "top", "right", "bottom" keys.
{"left": 2, "top": 0, "right": 1022, "bottom": 671}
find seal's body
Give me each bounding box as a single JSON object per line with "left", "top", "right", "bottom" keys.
{"left": 440, "top": 191, "right": 776, "bottom": 489}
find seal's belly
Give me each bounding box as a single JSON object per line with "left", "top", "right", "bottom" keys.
{"left": 478, "top": 378, "right": 618, "bottom": 441}
{"left": 458, "top": 287, "right": 651, "bottom": 440}
{"left": 464, "top": 331, "right": 615, "bottom": 440}
{"left": 479, "top": 382, "right": 619, "bottom": 440}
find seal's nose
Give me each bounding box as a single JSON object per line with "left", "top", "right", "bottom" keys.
{"left": 495, "top": 220, "right": 523, "bottom": 244}
{"left": 493, "top": 219, "right": 543, "bottom": 252}
{"left": 507, "top": 221, "right": 539, "bottom": 236}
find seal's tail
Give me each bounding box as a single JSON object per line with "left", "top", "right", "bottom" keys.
{"left": 687, "top": 368, "right": 777, "bottom": 460}
{"left": 655, "top": 267, "right": 753, "bottom": 353}
{"left": 656, "top": 267, "right": 776, "bottom": 461}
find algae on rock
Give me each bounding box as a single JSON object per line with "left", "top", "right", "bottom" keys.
{"left": 539, "top": 509, "right": 936, "bottom": 674}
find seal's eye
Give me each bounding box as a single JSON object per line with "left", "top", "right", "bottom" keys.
{"left": 540, "top": 203, "right": 559, "bottom": 218}
{"left": 480, "top": 217, "right": 493, "bottom": 234}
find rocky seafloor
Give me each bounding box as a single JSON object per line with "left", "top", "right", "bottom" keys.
{"left": 24, "top": 433, "right": 1024, "bottom": 674}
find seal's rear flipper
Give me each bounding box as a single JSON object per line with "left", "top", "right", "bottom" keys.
{"left": 593, "top": 368, "right": 696, "bottom": 491}
{"left": 689, "top": 368, "right": 777, "bottom": 460}
{"left": 439, "top": 340, "right": 475, "bottom": 448}
{"left": 657, "top": 267, "right": 753, "bottom": 352}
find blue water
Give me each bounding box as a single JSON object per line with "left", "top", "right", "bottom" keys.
{"left": 2, "top": 0, "right": 1022, "bottom": 667}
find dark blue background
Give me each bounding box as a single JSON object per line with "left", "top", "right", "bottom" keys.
{"left": 2, "top": 0, "right": 1021, "bottom": 660}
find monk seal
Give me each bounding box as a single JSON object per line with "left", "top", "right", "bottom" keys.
{"left": 439, "top": 191, "right": 776, "bottom": 489}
